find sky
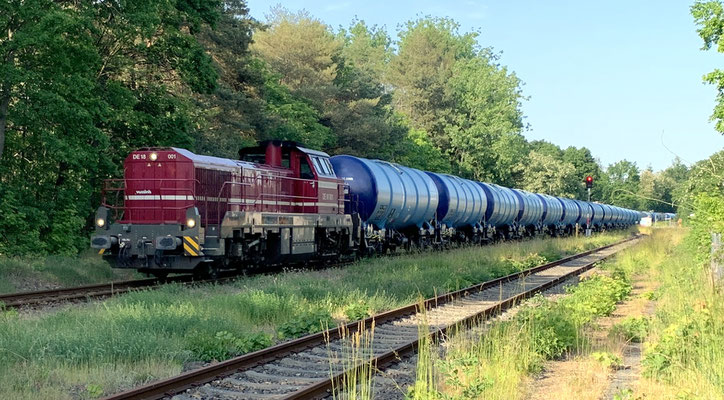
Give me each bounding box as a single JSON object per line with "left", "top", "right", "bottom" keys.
{"left": 246, "top": 0, "right": 724, "bottom": 171}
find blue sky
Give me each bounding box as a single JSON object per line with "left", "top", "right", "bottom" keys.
{"left": 247, "top": 0, "right": 724, "bottom": 171}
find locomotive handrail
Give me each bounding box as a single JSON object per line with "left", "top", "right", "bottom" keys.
{"left": 101, "top": 177, "right": 200, "bottom": 223}
{"left": 210, "top": 175, "right": 347, "bottom": 224}
{"left": 101, "top": 172, "right": 349, "bottom": 228}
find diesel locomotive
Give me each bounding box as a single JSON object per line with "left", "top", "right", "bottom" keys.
{"left": 90, "top": 140, "right": 641, "bottom": 277}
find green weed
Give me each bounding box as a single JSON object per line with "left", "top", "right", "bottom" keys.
{"left": 344, "top": 301, "right": 370, "bottom": 321}
{"left": 278, "top": 310, "right": 334, "bottom": 338}
{"left": 592, "top": 351, "right": 623, "bottom": 369}
{"left": 610, "top": 316, "right": 649, "bottom": 343}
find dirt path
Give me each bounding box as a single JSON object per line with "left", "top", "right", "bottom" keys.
{"left": 525, "top": 273, "right": 658, "bottom": 400}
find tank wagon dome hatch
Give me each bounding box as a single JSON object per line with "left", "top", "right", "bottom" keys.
{"left": 330, "top": 155, "right": 438, "bottom": 230}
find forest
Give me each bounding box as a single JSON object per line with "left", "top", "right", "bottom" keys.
{"left": 0, "top": 0, "right": 705, "bottom": 255}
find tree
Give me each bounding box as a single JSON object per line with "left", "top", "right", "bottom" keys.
{"left": 193, "top": 0, "right": 265, "bottom": 157}
{"left": 515, "top": 151, "right": 578, "bottom": 197}
{"left": 561, "top": 146, "right": 603, "bottom": 199}
{"left": 329, "top": 20, "right": 406, "bottom": 159}
{"left": 0, "top": 0, "right": 220, "bottom": 255}
{"left": 446, "top": 55, "right": 527, "bottom": 183}
{"left": 601, "top": 160, "right": 641, "bottom": 209}
{"left": 638, "top": 167, "right": 657, "bottom": 210}
{"left": 692, "top": 1, "right": 724, "bottom": 133}
{"left": 387, "top": 17, "right": 477, "bottom": 150}
{"left": 251, "top": 7, "right": 341, "bottom": 109}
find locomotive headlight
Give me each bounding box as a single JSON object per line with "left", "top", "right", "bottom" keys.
{"left": 96, "top": 218, "right": 105, "bottom": 227}
{"left": 150, "top": 152, "right": 158, "bottom": 161}
{"left": 186, "top": 218, "right": 196, "bottom": 228}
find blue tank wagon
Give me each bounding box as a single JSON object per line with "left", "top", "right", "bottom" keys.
{"left": 330, "top": 155, "right": 439, "bottom": 250}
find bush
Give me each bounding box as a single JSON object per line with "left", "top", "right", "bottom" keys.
{"left": 592, "top": 351, "right": 623, "bottom": 369}
{"left": 277, "top": 310, "right": 334, "bottom": 339}
{"left": 502, "top": 253, "right": 548, "bottom": 272}
{"left": 344, "top": 301, "right": 370, "bottom": 321}
{"left": 610, "top": 316, "right": 649, "bottom": 343}
{"left": 186, "top": 330, "right": 272, "bottom": 361}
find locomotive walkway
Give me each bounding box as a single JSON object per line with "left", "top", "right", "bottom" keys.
{"left": 101, "top": 235, "right": 641, "bottom": 400}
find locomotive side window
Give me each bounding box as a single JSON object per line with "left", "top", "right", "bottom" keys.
{"left": 300, "top": 159, "right": 314, "bottom": 179}
{"left": 281, "top": 149, "right": 291, "bottom": 168}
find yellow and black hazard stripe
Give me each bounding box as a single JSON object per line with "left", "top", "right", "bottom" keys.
{"left": 183, "top": 236, "right": 203, "bottom": 257}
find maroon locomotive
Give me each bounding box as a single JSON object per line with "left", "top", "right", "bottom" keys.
{"left": 91, "top": 141, "right": 356, "bottom": 277}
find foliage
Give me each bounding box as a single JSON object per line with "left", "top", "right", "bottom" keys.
{"left": 610, "top": 316, "right": 650, "bottom": 343}
{"left": 277, "top": 309, "right": 334, "bottom": 338}
{"left": 0, "top": 0, "right": 219, "bottom": 255}
{"left": 637, "top": 232, "right": 724, "bottom": 398}
{"left": 251, "top": 7, "right": 341, "bottom": 108}
{"left": 515, "top": 151, "right": 578, "bottom": 197}
{"left": 500, "top": 253, "right": 548, "bottom": 272}
{"left": 592, "top": 351, "right": 623, "bottom": 369}
{"left": 693, "top": 0, "right": 724, "bottom": 133}
{"left": 187, "top": 330, "right": 272, "bottom": 361}
{"left": 343, "top": 301, "right": 370, "bottom": 321}
{"left": 513, "top": 274, "right": 631, "bottom": 360}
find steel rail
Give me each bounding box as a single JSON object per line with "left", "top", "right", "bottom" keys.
{"left": 0, "top": 274, "right": 235, "bottom": 308}
{"left": 101, "top": 234, "right": 641, "bottom": 400}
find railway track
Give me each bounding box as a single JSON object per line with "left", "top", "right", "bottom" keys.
{"left": 102, "top": 234, "right": 642, "bottom": 400}
{"left": 0, "top": 274, "right": 235, "bottom": 309}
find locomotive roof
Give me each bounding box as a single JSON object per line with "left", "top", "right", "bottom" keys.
{"left": 134, "top": 147, "right": 256, "bottom": 170}
{"left": 239, "top": 140, "right": 331, "bottom": 158}
{"left": 173, "top": 148, "right": 254, "bottom": 169}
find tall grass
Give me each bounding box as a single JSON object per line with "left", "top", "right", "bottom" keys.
{"left": 408, "top": 229, "right": 673, "bottom": 400}
{"left": 638, "top": 229, "right": 724, "bottom": 399}
{"left": 0, "top": 232, "right": 627, "bottom": 399}
{"left": 330, "top": 320, "right": 376, "bottom": 400}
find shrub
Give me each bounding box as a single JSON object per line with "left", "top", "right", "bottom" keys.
{"left": 344, "top": 301, "right": 370, "bottom": 321}
{"left": 592, "top": 351, "right": 622, "bottom": 369}
{"left": 502, "top": 253, "right": 548, "bottom": 272}
{"left": 277, "top": 310, "right": 334, "bottom": 339}
{"left": 186, "top": 330, "right": 273, "bottom": 361}
{"left": 610, "top": 316, "right": 649, "bottom": 343}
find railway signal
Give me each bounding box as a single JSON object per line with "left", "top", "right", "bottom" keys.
{"left": 585, "top": 175, "right": 593, "bottom": 189}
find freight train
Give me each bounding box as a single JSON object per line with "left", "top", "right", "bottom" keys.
{"left": 90, "top": 141, "right": 641, "bottom": 277}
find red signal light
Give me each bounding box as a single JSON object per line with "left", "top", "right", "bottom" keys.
{"left": 585, "top": 176, "right": 593, "bottom": 189}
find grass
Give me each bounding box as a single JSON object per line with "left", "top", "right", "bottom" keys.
{"left": 407, "top": 228, "right": 674, "bottom": 400}
{"left": 0, "top": 250, "right": 142, "bottom": 294}
{"left": 0, "top": 231, "right": 629, "bottom": 399}
{"left": 636, "top": 230, "right": 724, "bottom": 399}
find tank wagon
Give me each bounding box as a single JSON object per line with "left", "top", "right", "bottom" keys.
{"left": 92, "top": 142, "right": 641, "bottom": 277}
